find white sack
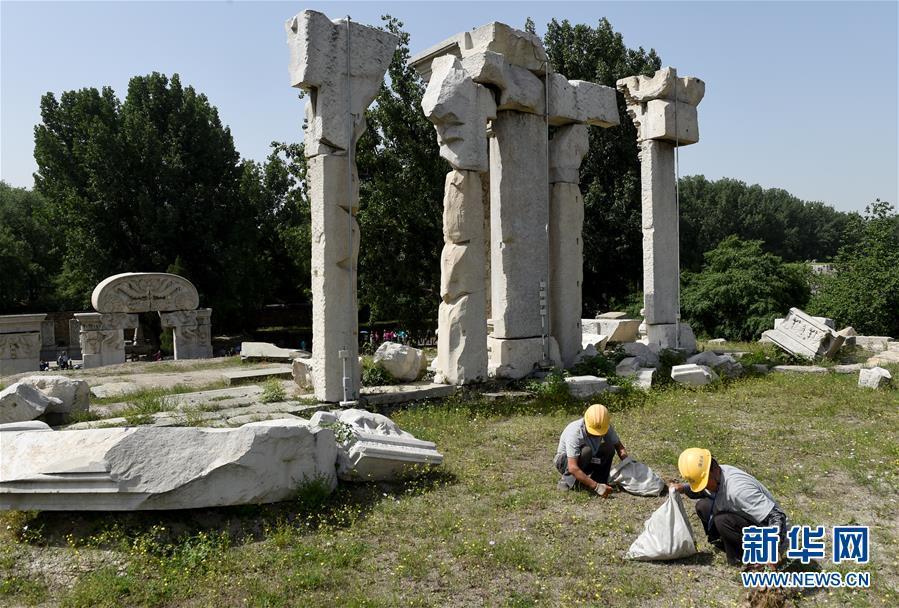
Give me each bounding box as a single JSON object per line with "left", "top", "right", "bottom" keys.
{"left": 625, "top": 488, "right": 697, "bottom": 561}
{"left": 608, "top": 456, "right": 666, "bottom": 497}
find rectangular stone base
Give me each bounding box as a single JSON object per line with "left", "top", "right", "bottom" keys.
{"left": 646, "top": 323, "right": 696, "bottom": 353}
{"left": 488, "top": 336, "right": 561, "bottom": 380}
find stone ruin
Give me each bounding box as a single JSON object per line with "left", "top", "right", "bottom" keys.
{"left": 0, "top": 314, "right": 45, "bottom": 376}
{"left": 76, "top": 272, "right": 212, "bottom": 368}
{"left": 287, "top": 11, "right": 705, "bottom": 397}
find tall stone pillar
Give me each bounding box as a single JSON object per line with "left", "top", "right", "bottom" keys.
{"left": 617, "top": 67, "right": 704, "bottom": 350}
{"left": 488, "top": 110, "right": 550, "bottom": 375}
{"left": 421, "top": 56, "right": 495, "bottom": 385}
{"left": 286, "top": 10, "right": 397, "bottom": 402}
{"left": 548, "top": 126, "right": 589, "bottom": 368}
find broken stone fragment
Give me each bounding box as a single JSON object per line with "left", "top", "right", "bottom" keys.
{"left": 373, "top": 342, "right": 426, "bottom": 382}
{"left": 0, "top": 383, "right": 63, "bottom": 424}
{"left": 670, "top": 364, "right": 718, "bottom": 386}
{"left": 858, "top": 366, "right": 892, "bottom": 389}
{"left": 17, "top": 376, "right": 89, "bottom": 415}
{"left": 564, "top": 375, "right": 610, "bottom": 399}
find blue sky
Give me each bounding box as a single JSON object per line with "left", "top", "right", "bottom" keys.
{"left": 1, "top": 1, "right": 896, "bottom": 212}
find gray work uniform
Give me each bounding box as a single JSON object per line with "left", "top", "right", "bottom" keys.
{"left": 553, "top": 420, "right": 619, "bottom": 489}
{"left": 713, "top": 464, "right": 781, "bottom": 523}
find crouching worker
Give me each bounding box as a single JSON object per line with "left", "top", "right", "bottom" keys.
{"left": 554, "top": 404, "right": 628, "bottom": 496}
{"left": 671, "top": 448, "right": 788, "bottom": 565}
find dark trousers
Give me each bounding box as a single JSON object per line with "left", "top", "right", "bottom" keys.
{"left": 695, "top": 497, "right": 754, "bottom": 564}
{"left": 554, "top": 444, "right": 614, "bottom": 490}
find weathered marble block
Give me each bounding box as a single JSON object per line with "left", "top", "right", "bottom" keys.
{"left": 0, "top": 314, "right": 45, "bottom": 377}
{"left": 761, "top": 308, "right": 844, "bottom": 359}
{"left": 490, "top": 111, "right": 548, "bottom": 340}
{"left": 0, "top": 421, "right": 337, "bottom": 511}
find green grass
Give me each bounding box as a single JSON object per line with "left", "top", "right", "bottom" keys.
{"left": 259, "top": 378, "right": 287, "bottom": 403}
{"left": 1, "top": 370, "right": 896, "bottom": 607}
{"left": 90, "top": 381, "right": 228, "bottom": 407}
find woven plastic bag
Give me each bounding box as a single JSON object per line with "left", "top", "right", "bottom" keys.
{"left": 608, "top": 456, "right": 666, "bottom": 497}
{"left": 625, "top": 488, "right": 697, "bottom": 561}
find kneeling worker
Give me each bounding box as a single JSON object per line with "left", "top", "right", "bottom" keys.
{"left": 554, "top": 404, "right": 628, "bottom": 496}
{"left": 672, "top": 448, "right": 788, "bottom": 564}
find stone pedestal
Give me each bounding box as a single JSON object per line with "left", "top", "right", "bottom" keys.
{"left": 76, "top": 313, "right": 137, "bottom": 369}
{"left": 159, "top": 308, "right": 213, "bottom": 360}
{"left": 0, "top": 314, "right": 45, "bottom": 377}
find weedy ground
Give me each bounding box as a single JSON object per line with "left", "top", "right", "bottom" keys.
{"left": 1, "top": 351, "right": 896, "bottom": 607}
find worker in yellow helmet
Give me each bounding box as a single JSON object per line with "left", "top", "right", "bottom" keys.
{"left": 671, "top": 448, "right": 789, "bottom": 565}
{"left": 553, "top": 404, "right": 628, "bottom": 496}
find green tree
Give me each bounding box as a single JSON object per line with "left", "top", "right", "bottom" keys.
{"left": 681, "top": 236, "right": 810, "bottom": 341}
{"left": 354, "top": 16, "right": 447, "bottom": 326}
{"left": 543, "top": 18, "right": 662, "bottom": 313}
{"left": 808, "top": 200, "right": 899, "bottom": 336}
{"left": 678, "top": 176, "right": 855, "bottom": 271}
{"left": 33, "top": 73, "right": 268, "bottom": 325}
{"left": 0, "top": 182, "right": 59, "bottom": 312}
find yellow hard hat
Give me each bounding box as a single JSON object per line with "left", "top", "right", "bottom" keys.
{"left": 678, "top": 447, "right": 712, "bottom": 492}
{"left": 584, "top": 404, "right": 610, "bottom": 436}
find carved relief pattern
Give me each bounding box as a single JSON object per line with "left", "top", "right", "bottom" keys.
{"left": 94, "top": 274, "right": 199, "bottom": 313}
{"left": 0, "top": 333, "right": 41, "bottom": 359}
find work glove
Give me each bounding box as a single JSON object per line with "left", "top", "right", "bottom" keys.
{"left": 594, "top": 483, "right": 612, "bottom": 498}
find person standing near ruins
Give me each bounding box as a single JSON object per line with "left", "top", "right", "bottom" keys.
{"left": 554, "top": 404, "right": 629, "bottom": 495}
{"left": 671, "top": 448, "right": 789, "bottom": 565}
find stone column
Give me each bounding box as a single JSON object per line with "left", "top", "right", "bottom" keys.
{"left": 548, "top": 125, "right": 589, "bottom": 368}
{"left": 76, "top": 312, "right": 137, "bottom": 369}
{"left": 421, "top": 56, "right": 495, "bottom": 385}
{"left": 286, "top": 10, "right": 397, "bottom": 402}
{"left": 487, "top": 110, "right": 551, "bottom": 376}
{"left": 617, "top": 67, "right": 704, "bottom": 350}
{"left": 159, "top": 308, "right": 213, "bottom": 360}
{"left": 0, "top": 314, "right": 45, "bottom": 376}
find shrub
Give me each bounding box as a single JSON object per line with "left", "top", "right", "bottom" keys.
{"left": 260, "top": 378, "right": 287, "bottom": 403}
{"left": 681, "top": 236, "right": 810, "bottom": 341}
{"left": 360, "top": 356, "right": 400, "bottom": 387}
{"left": 808, "top": 200, "right": 899, "bottom": 337}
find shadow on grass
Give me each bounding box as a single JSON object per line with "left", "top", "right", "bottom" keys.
{"left": 5, "top": 467, "right": 458, "bottom": 551}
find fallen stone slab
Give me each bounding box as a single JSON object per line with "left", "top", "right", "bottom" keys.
{"left": 222, "top": 366, "right": 293, "bottom": 386}
{"left": 564, "top": 376, "right": 610, "bottom": 399}
{"left": 832, "top": 363, "right": 864, "bottom": 374}
{"left": 227, "top": 412, "right": 304, "bottom": 427}
{"left": 373, "top": 341, "right": 427, "bottom": 382}
{"left": 65, "top": 417, "right": 129, "bottom": 430}
{"left": 615, "top": 357, "right": 641, "bottom": 377}
{"left": 858, "top": 367, "right": 892, "bottom": 389}
{"left": 582, "top": 318, "right": 641, "bottom": 343}
{"left": 687, "top": 351, "right": 720, "bottom": 367}
{"left": 361, "top": 383, "right": 455, "bottom": 407}
{"left": 867, "top": 351, "right": 899, "bottom": 367}
{"left": 1, "top": 383, "right": 63, "bottom": 424}
{"left": 582, "top": 333, "right": 609, "bottom": 352}
{"left": 481, "top": 390, "right": 532, "bottom": 401}
{"left": 671, "top": 364, "right": 717, "bottom": 386}
{"left": 314, "top": 409, "right": 443, "bottom": 482}
{"left": 0, "top": 420, "right": 337, "bottom": 510}
{"left": 18, "top": 376, "right": 89, "bottom": 415}
{"left": 0, "top": 420, "right": 52, "bottom": 433}
{"left": 240, "top": 342, "right": 305, "bottom": 362}
{"left": 597, "top": 311, "right": 629, "bottom": 319}
{"left": 771, "top": 365, "right": 829, "bottom": 374}
{"left": 855, "top": 336, "right": 891, "bottom": 352}
{"left": 634, "top": 368, "right": 655, "bottom": 391}
{"left": 621, "top": 342, "right": 660, "bottom": 367}
{"left": 707, "top": 338, "right": 726, "bottom": 344}
{"left": 761, "top": 308, "right": 844, "bottom": 359}
{"left": 90, "top": 382, "right": 140, "bottom": 400}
